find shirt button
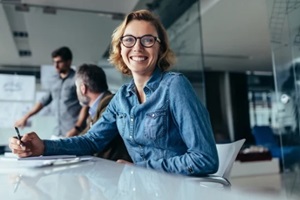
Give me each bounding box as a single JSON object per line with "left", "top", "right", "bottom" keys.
{"left": 152, "top": 114, "right": 155, "bottom": 117}
{"left": 188, "top": 167, "right": 193, "bottom": 173}
{"left": 130, "top": 135, "right": 133, "bottom": 139}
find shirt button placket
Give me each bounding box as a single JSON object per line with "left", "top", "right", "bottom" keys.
{"left": 139, "top": 145, "right": 145, "bottom": 161}
{"left": 130, "top": 116, "right": 134, "bottom": 140}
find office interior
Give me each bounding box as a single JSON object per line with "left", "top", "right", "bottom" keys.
{"left": 0, "top": 0, "right": 299, "bottom": 199}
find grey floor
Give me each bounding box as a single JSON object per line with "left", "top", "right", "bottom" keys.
{"left": 231, "top": 171, "right": 300, "bottom": 200}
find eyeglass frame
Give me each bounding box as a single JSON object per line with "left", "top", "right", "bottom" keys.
{"left": 120, "top": 34, "right": 161, "bottom": 48}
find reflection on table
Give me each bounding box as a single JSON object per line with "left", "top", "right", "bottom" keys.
{"left": 0, "top": 157, "right": 295, "bottom": 200}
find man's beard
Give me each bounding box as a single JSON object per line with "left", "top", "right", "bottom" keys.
{"left": 58, "top": 68, "right": 68, "bottom": 74}
{"left": 78, "top": 92, "right": 90, "bottom": 106}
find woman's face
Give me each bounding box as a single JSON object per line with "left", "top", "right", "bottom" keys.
{"left": 120, "top": 20, "right": 160, "bottom": 77}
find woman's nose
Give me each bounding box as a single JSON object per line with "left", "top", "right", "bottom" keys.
{"left": 132, "top": 39, "right": 143, "bottom": 51}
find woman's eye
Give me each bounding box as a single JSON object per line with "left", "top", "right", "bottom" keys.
{"left": 143, "top": 38, "right": 153, "bottom": 43}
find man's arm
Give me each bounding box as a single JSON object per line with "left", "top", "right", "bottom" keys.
{"left": 14, "top": 102, "right": 44, "bottom": 128}
{"left": 66, "top": 106, "right": 89, "bottom": 137}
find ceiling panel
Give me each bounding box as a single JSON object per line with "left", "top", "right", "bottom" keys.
{"left": 0, "top": 0, "right": 275, "bottom": 72}
{"left": 24, "top": 7, "right": 120, "bottom": 66}
{"left": 0, "top": 5, "right": 19, "bottom": 65}
{"left": 22, "top": 0, "right": 139, "bottom": 14}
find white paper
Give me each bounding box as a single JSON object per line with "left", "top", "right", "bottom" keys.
{"left": 1, "top": 154, "right": 77, "bottom": 161}
{"left": 0, "top": 155, "right": 93, "bottom": 169}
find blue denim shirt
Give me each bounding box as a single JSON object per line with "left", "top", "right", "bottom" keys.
{"left": 44, "top": 68, "right": 218, "bottom": 176}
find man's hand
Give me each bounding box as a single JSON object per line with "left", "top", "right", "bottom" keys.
{"left": 66, "top": 127, "right": 80, "bottom": 137}
{"left": 14, "top": 116, "right": 28, "bottom": 129}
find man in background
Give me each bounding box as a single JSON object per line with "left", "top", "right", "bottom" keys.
{"left": 15, "top": 46, "right": 88, "bottom": 137}
{"left": 75, "top": 64, "right": 131, "bottom": 161}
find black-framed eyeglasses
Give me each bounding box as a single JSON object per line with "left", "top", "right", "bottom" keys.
{"left": 120, "top": 35, "right": 161, "bottom": 48}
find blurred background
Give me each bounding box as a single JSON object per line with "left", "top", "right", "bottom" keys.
{"left": 0, "top": 0, "right": 300, "bottom": 197}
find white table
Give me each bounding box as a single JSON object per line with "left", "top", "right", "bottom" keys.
{"left": 0, "top": 157, "right": 292, "bottom": 200}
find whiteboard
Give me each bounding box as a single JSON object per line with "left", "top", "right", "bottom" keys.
{"left": 0, "top": 102, "right": 33, "bottom": 128}
{"left": 0, "top": 74, "right": 35, "bottom": 101}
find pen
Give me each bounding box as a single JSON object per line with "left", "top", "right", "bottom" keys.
{"left": 14, "top": 127, "right": 24, "bottom": 146}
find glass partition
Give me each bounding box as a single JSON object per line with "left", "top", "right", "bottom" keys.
{"left": 162, "top": 1, "right": 206, "bottom": 103}
{"left": 266, "top": 0, "right": 300, "bottom": 172}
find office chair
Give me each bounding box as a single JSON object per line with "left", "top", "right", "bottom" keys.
{"left": 188, "top": 139, "right": 246, "bottom": 188}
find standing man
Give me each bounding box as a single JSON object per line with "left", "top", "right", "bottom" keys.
{"left": 75, "top": 64, "right": 131, "bottom": 161}
{"left": 15, "top": 46, "right": 88, "bottom": 137}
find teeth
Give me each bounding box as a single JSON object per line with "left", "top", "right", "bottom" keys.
{"left": 131, "top": 57, "right": 146, "bottom": 61}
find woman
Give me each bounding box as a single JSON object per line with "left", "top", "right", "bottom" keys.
{"left": 9, "top": 10, "right": 218, "bottom": 176}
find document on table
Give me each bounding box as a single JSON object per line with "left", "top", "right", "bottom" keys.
{"left": 0, "top": 153, "right": 94, "bottom": 169}
{"left": 1, "top": 153, "right": 77, "bottom": 160}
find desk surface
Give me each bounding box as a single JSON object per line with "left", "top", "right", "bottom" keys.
{"left": 0, "top": 157, "right": 294, "bottom": 200}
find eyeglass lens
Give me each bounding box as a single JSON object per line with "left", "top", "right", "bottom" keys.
{"left": 121, "top": 35, "right": 158, "bottom": 48}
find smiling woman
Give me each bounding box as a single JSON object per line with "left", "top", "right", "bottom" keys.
{"left": 8, "top": 9, "right": 218, "bottom": 177}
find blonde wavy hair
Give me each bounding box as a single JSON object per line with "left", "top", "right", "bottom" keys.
{"left": 108, "top": 9, "right": 176, "bottom": 75}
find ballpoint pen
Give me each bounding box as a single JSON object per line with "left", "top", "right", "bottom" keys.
{"left": 14, "top": 127, "right": 24, "bottom": 146}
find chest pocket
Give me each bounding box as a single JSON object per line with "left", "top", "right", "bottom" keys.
{"left": 63, "top": 84, "right": 76, "bottom": 99}
{"left": 144, "top": 110, "right": 167, "bottom": 140}
{"left": 116, "top": 112, "right": 126, "bottom": 136}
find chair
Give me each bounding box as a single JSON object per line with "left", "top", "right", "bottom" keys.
{"left": 188, "top": 139, "right": 246, "bottom": 188}
{"left": 252, "top": 125, "right": 300, "bottom": 170}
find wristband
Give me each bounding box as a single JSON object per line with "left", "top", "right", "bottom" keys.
{"left": 74, "top": 126, "right": 82, "bottom": 132}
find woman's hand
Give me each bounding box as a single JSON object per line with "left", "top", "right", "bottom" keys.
{"left": 116, "top": 159, "right": 133, "bottom": 165}
{"left": 9, "top": 132, "right": 45, "bottom": 157}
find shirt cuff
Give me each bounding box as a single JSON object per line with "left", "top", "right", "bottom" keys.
{"left": 135, "top": 161, "right": 146, "bottom": 168}
{"left": 43, "top": 139, "right": 59, "bottom": 155}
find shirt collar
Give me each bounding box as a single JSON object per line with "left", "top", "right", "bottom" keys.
{"left": 57, "top": 68, "right": 75, "bottom": 80}
{"left": 126, "top": 67, "right": 163, "bottom": 97}
{"left": 89, "top": 93, "right": 105, "bottom": 118}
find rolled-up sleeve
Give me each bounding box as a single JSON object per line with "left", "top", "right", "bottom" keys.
{"left": 39, "top": 91, "right": 52, "bottom": 107}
